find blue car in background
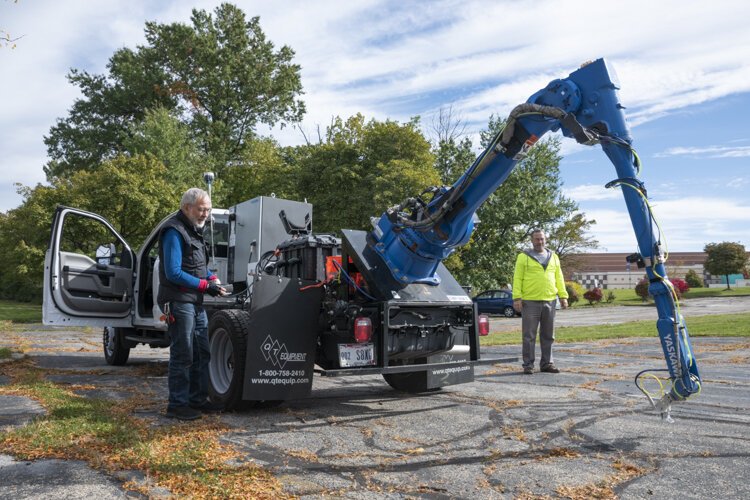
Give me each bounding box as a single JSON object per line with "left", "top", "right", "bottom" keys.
{"left": 473, "top": 289, "right": 518, "bottom": 317}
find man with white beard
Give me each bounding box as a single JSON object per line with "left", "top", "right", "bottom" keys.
{"left": 158, "top": 188, "right": 226, "bottom": 420}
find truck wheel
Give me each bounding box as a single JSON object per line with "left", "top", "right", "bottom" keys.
{"left": 383, "top": 371, "right": 440, "bottom": 393}
{"left": 208, "top": 310, "right": 251, "bottom": 410}
{"left": 103, "top": 326, "right": 130, "bottom": 366}
{"left": 208, "top": 310, "right": 283, "bottom": 410}
{"left": 503, "top": 306, "right": 516, "bottom": 318}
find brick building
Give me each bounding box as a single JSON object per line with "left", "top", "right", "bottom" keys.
{"left": 568, "top": 252, "right": 749, "bottom": 290}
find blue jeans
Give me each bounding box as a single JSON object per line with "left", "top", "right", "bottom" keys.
{"left": 167, "top": 301, "right": 210, "bottom": 408}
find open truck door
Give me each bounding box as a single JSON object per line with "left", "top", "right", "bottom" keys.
{"left": 43, "top": 206, "right": 136, "bottom": 328}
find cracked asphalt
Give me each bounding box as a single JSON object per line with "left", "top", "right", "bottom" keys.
{"left": 1, "top": 298, "right": 749, "bottom": 498}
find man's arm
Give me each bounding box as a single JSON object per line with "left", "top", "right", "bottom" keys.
{"left": 512, "top": 254, "right": 525, "bottom": 312}
{"left": 162, "top": 229, "right": 202, "bottom": 289}
{"left": 554, "top": 254, "right": 569, "bottom": 308}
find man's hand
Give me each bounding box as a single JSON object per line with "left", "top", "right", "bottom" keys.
{"left": 560, "top": 298, "right": 568, "bottom": 309}
{"left": 207, "top": 282, "right": 227, "bottom": 297}
{"left": 513, "top": 299, "right": 522, "bottom": 313}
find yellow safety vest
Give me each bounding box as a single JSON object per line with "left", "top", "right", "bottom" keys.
{"left": 512, "top": 251, "right": 568, "bottom": 301}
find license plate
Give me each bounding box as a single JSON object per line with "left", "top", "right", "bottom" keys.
{"left": 338, "top": 343, "right": 376, "bottom": 367}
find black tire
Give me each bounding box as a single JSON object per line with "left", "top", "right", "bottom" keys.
{"left": 103, "top": 326, "right": 130, "bottom": 366}
{"left": 207, "top": 310, "right": 283, "bottom": 411}
{"left": 503, "top": 306, "right": 516, "bottom": 318}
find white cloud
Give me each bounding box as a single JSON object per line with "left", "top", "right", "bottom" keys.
{"left": 563, "top": 184, "right": 621, "bottom": 202}
{"left": 3, "top": 0, "right": 750, "bottom": 214}
{"left": 727, "top": 177, "right": 748, "bottom": 189}
{"left": 655, "top": 145, "right": 750, "bottom": 158}
{"left": 583, "top": 197, "right": 750, "bottom": 252}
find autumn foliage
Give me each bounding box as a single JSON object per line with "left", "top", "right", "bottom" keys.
{"left": 583, "top": 287, "right": 603, "bottom": 305}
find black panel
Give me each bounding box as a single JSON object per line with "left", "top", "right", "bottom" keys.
{"left": 425, "top": 350, "right": 475, "bottom": 388}
{"left": 242, "top": 276, "right": 323, "bottom": 400}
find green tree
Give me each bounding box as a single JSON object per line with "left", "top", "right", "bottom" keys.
{"left": 44, "top": 48, "right": 175, "bottom": 178}
{"left": 0, "top": 155, "right": 179, "bottom": 302}
{"left": 294, "top": 114, "right": 440, "bottom": 233}
{"left": 0, "top": 184, "right": 62, "bottom": 302}
{"left": 433, "top": 136, "right": 475, "bottom": 186}
{"left": 685, "top": 269, "right": 703, "bottom": 288}
{"left": 123, "top": 107, "right": 206, "bottom": 186}
{"left": 218, "top": 137, "right": 300, "bottom": 206}
{"left": 430, "top": 106, "right": 474, "bottom": 185}
{"left": 44, "top": 3, "right": 304, "bottom": 179}
{"left": 703, "top": 242, "right": 749, "bottom": 290}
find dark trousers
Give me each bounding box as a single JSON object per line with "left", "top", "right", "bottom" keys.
{"left": 167, "top": 301, "right": 210, "bottom": 408}
{"left": 521, "top": 300, "right": 557, "bottom": 369}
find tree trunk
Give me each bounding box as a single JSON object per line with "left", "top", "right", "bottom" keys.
{"left": 725, "top": 274, "right": 731, "bottom": 290}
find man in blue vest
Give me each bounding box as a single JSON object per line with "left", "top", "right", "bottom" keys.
{"left": 158, "top": 188, "right": 226, "bottom": 420}
{"left": 512, "top": 229, "right": 568, "bottom": 375}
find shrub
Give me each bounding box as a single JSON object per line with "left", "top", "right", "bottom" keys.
{"left": 635, "top": 278, "right": 650, "bottom": 301}
{"left": 606, "top": 290, "right": 616, "bottom": 303}
{"left": 671, "top": 277, "right": 689, "bottom": 297}
{"left": 583, "top": 287, "right": 603, "bottom": 305}
{"left": 685, "top": 269, "right": 703, "bottom": 288}
{"left": 565, "top": 281, "right": 584, "bottom": 306}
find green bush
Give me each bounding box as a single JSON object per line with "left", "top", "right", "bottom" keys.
{"left": 606, "top": 290, "right": 616, "bottom": 303}
{"left": 635, "top": 278, "right": 650, "bottom": 301}
{"left": 565, "top": 281, "right": 584, "bottom": 306}
{"left": 685, "top": 269, "right": 703, "bottom": 288}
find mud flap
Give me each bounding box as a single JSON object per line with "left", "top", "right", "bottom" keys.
{"left": 242, "top": 276, "right": 323, "bottom": 400}
{"left": 425, "top": 348, "right": 474, "bottom": 389}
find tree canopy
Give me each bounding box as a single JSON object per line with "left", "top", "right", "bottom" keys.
{"left": 703, "top": 241, "right": 749, "bottom": 289}
{"left": 44, "top": 3, "right": 304, "bottom": 179}
{"left": 293, "top": 114, "right": 440, "bottom": 233}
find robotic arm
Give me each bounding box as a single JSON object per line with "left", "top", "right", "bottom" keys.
{"left": 369, "top": 58, "right": 700, "bottom": 413}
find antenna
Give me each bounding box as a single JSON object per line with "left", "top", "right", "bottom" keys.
{"left": 203, "top": 172, "right": 216, "bottom": 268}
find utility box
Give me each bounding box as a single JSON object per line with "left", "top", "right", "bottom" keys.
{"left": 277, "top": 234, "right": 340, "bottom": 282}
{"left": 227, "top": 196, "right": 313, "bottom": 288}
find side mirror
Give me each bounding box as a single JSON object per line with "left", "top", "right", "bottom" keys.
{"left": 96, "top": 243, "right": 116, "bottom": 266}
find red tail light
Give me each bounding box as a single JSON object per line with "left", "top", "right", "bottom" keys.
{"left": 354, "top": 316, "right": 373, "bottom": 343}
{"left": 478, "top": 314, "right": 490, "bottom": 336}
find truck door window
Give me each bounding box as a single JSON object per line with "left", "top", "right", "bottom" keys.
{"left": 60, "top": 215, "right": 130, "bottom": 268}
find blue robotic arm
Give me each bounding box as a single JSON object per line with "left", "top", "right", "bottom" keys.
{"left": 370, "top": 58, "right": 700, "bottom": 411}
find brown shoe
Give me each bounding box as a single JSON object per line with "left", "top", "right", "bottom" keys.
{"left": 540, "top": 364, "right": 560, "bottom": 373}
{"left": 523, "top": 366, "right": 533, "bottom": 374}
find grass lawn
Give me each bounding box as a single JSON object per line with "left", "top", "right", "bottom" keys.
{"left": 481, "top": 312, "right": 750, "bottom": 346}
{"left": 0, "top": 300, "right": 42, "bottom": 323}
{"left": 569, "top": 286, "right": 750, "bottom": 308}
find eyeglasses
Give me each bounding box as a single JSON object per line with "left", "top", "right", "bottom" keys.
{"left": 193, "top": 206, "right": 212, "bottom": 214}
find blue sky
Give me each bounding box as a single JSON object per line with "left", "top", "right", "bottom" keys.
{"left": 2, "top": 0, "right": 749, "bottom": 252}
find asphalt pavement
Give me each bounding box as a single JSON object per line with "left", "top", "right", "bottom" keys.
{"left": 1, "top": 298, "right": 749, "bottom": 498}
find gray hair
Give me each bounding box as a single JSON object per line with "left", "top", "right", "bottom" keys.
{"left": 180, "top": 188, "right": 210, "bottom": 209}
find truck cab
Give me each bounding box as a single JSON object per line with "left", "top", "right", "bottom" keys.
{"left": 43, "top": 204, "right": 232, "bottom": 363}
